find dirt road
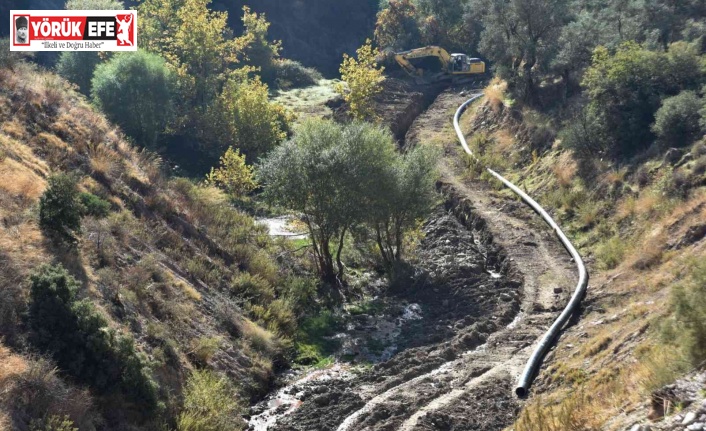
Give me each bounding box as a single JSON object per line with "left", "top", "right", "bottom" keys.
{"left": 264, "top": 88, "right": 575, "bottom": 431}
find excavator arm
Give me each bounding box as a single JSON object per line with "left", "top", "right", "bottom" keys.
{"left": 394, "top": 46, "right": 452, "bottom": 77}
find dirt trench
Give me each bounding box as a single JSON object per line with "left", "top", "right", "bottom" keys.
{"left": 254, "top": 88, "right": 577, "bottom": 430}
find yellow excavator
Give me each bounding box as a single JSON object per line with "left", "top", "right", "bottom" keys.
{"left": 394, "top": 46, "right": 486, "bottom": 84}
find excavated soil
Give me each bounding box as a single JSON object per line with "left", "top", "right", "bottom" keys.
{"left": 255, "top": 88, "right": 578, "bottom": 430}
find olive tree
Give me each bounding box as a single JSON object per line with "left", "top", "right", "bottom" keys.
{"left": 257, "top": 119, "right": 395, "bottom": 284}
{"left": 368, "top": 145, "right": 438, "bottom": 268}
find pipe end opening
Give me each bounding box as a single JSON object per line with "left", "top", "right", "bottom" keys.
{"left": 515, "top": 387, "right": 527, "bottom": 398}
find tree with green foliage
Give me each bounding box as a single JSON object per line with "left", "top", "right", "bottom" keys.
{"left": 205, "top": 147, "right": 257, "bottom": 197}
{"left": 28, "top": 264, "right": 159, "bottom": 412}
{"left": 581, "top": 42, "right": 705, "bottom": 157}
{"left": 368, "top": 146, "right": 438, "bottom": 268}
{"left": 472, "top": 0, "right": 569, "bottom": 102}
{"left": 336, "top": 39, "right": 386, "bottom": 121}
{"left": 652, "top": 91, "right": 705, "bottom": 148}
{"left": 56, "top": 52, "right": 102, "bottom": 96}
{"left": 92, "top": 50, "right": 176, "bottom": 147}
{"left": 39, "top": 174, "right": 81, "bottom": 244}
{"left": 138, "top": 0, "right": 239, "bottom": 116}
{"left": 236, "top": 6, "right": 282, "bottom": 84}
{"left": 205, "top": 74, "right": 293, "bottom": 160}
{"left": 258, "top": 119, "right": 395, "bottom": 284}
{"left": 374, "top": 0, "right": 421, "bottom": 51}
{"left": 138, "top": 0, "right": 293, "bottom": 159}
{"left": 177, "top": 370, "right": 244, "bottom": 431}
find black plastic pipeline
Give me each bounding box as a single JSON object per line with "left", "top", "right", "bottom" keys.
{"left": 453, "top": 94, "right": 589, "bottom": 397}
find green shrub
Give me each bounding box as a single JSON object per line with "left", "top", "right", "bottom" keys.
{"left": 652, "top": 91, "right": 704, "bottom": 147}
{"left": 177, "top": 370, "right": 245, "bottom": 431}
{"left": 274, "top": 59, "right": 322, "bottom": 89}
{"left": 594, "top": 235, "right": 627, "bottom": 269}
{"left": 39, "top": 174, "right": 82, "bottom": 244}
{"left": 190, "top": 336, "right": 222, "bottom": 365}
{"left": 79, "top": 192, "right": 111, "bottom": 217}
{"left": 92, "top": 50, "right": 176, "bottom": 147}
{"left": 28, "top": 264, "right": 159, "bottom": 412}
{"left": 230, "top": 272, "right": 275, "bottom": 304}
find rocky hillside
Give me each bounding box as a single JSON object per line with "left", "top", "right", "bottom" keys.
{"left": 0, "top": 60, "right": 302, "bottom": 430}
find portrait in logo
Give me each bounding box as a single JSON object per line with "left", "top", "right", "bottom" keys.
{"left": 115, "top": 13, "right": 134, "bottom": 46}
{"left": 14, "top": 16, "right": 29, "bottom": 45}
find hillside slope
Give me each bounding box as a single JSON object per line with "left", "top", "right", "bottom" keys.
{"left": 457, "top": 86, "right": 706, "bottom": 430}
{"left": 0, "top": 61, "right": 296, "bottom": 430}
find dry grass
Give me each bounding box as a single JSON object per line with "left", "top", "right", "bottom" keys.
{"left": 88, "top": 144, "right": 120, "bottom": 180}
{"left": 514, "top": 390, "right": 610, "bottom": 431}
{"left": 179, "top": 281, "right": 202, "bottom": 302}
{"left": 493, "top": 129, "right": 516, "bottom": 153}
{"left": 551, "top": 152, "right": 577, "bottom": 188}
{"left": 484, "top": 78, "right": 507, "bottom": 112}
{"left": 601, "top": 167, "right": 628, "bottom": 186}
{"left": 239, "top": 318, "right": 278, "bottom": 356}
{"left": 30, "top": 132, "right": 76, "bottom": 168}
{"left": 0, "top": 344, "right": 29, "bottom": 382}
{"left": 627, "top": 230, "right": 666, "bottom": 270}
{"left": 0, "top": 159, "right": 45, "bottom": 201}
{"left": 634, "top": 192, "right": 660, "bottom": 216}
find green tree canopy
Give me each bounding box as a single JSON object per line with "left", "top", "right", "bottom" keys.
{"left": 581, "top": 42, "right": 705, "bottom": 157}
{"left": 652, "top": 91, "right": 705, "bottom": 147}
{"left": 258, "top": 119, "right": 395, "bottom": 284}
{"left": 92, "top": 50, "right": 176, "bottom": 147}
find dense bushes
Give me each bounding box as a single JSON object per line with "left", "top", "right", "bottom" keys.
{"left": 79, "top": 192, "right": 111, "bottom": 217}
{"left": 28, "top": 264, "right": 159, "bottom": 412}
{"left": 652, "top": 91, "right": 705, "bottom": 147}
{"left": 92, "top": 51, "right": 176, "bottom": 148}
{"left": 56, "top": 52, "right": 101, "bottom": 96}
{"left": 566, "top": 42, "right": 706, "bottom": 158}
{"left": 205, "top": 76, "right": 293, "bottom": 161}
{"left": 205, "top": 147, "right": 257, "bottom": 197}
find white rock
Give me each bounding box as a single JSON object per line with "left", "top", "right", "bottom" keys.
{"left": 683, "top": 411, "right": 697, "bottom": 425}
{"left": 687, "top": 422, "right": 704, "bottom": 431}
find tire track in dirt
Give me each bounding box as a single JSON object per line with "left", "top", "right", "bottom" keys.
{"left": 328, "top": 88, "right": 575, "bottom": 430}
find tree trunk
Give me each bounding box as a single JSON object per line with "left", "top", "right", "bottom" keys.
{"left": 335, "top": 226, "right": 347, "bottom": 280}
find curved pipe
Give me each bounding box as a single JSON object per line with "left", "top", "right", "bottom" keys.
{"left": 453, "top": 95, "right": 589, "bottom": 397}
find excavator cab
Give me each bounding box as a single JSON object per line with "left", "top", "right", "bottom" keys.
{"left": 450, "top": 53, "right": 485, "bottom": 74}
